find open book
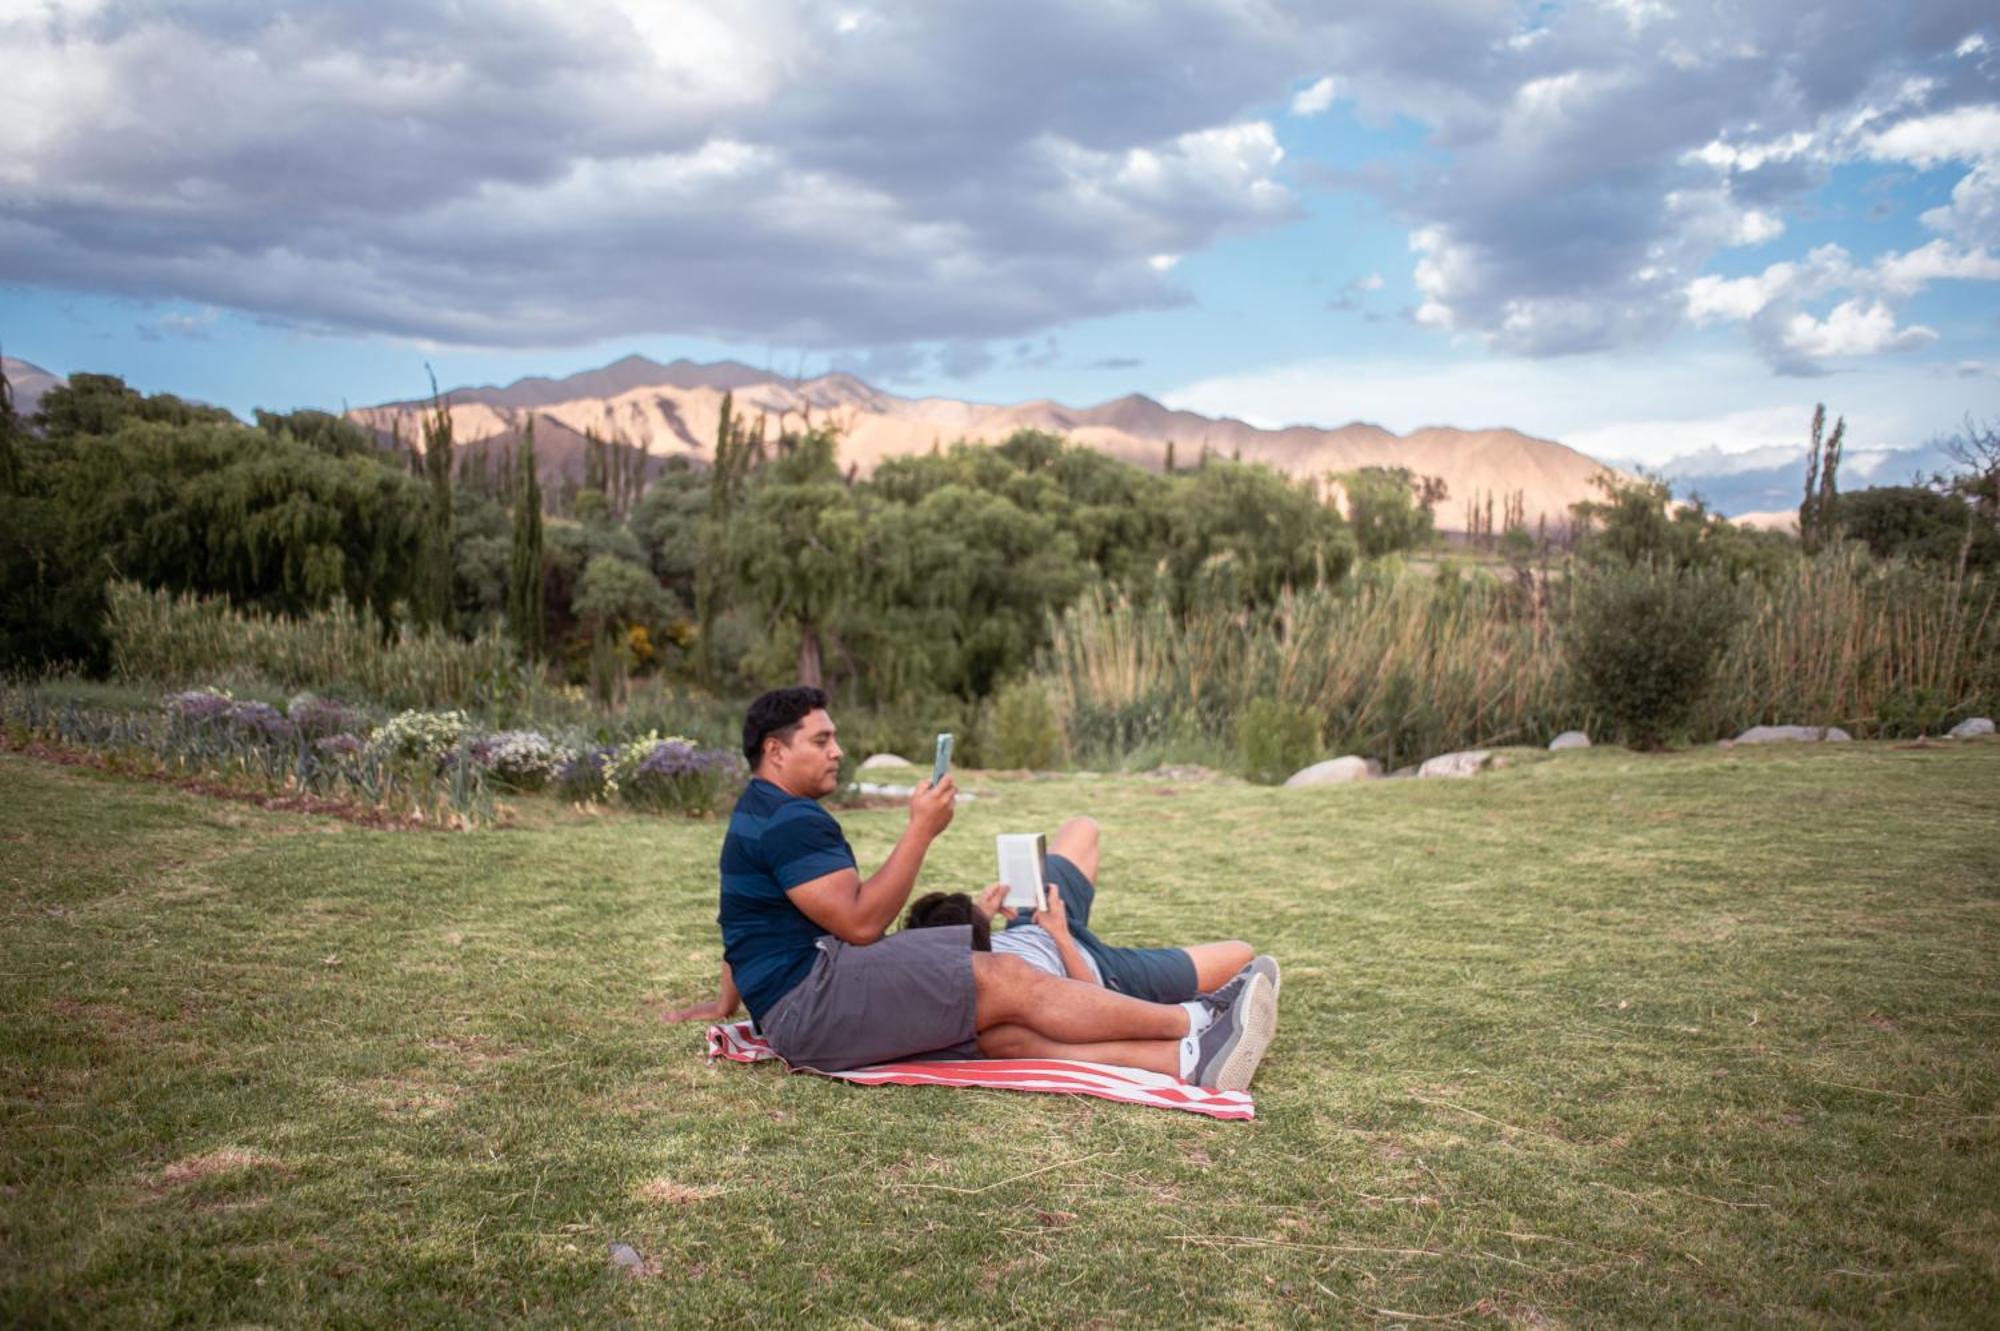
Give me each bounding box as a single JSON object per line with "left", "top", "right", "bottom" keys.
{"left": 996, "top": 833, "right": 1048, "bottom": 913}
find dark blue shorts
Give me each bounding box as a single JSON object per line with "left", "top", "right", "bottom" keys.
{"left": 1015, "top": 853, "right": 1200, "bottom": 1005}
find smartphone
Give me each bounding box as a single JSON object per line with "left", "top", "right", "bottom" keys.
{"left": 931, "top": 732, "right": 954, "bottom": 786}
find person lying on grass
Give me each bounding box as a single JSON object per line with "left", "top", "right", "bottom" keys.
{"left": 661, "top": 686, "right": 1279, "bottom": 1091}
{"left": 903, "top": 814, "right": 1276, "bottom": 1006}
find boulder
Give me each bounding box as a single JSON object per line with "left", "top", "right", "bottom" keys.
{"left": 1548, "top": 731, "right": 1592, "bottom": 751}
{"left": 1283, "top": 756, "right": 1381, "bottom": 787}
{"left": 855, "top": 781, "right": 975, "bottom": 803}
{"left": 1732, "top": 725, "right": 1853, "bottom": 744}
{"left": 1417, "top": 749, "right": 1492, "bottom": 779}
{"left": 857, "top": 753, "right": 916, "bottom": 771}
{"left": 1949, "top": 716, "right": 1995, "bottom": 739}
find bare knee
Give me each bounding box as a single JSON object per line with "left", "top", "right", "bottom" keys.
{"left": 1051, "top": 815, "right": 1100, "bottom": 872}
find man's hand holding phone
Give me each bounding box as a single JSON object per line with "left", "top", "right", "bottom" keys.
{"left": 909, "top": 770, "right": 956, "bottom": 843}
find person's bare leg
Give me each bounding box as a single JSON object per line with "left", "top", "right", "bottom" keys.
{"left": 1048, "top": 815, "right": 1100, "bottom": 885}
{"left": 1185, "top": 941, "right": 1254, "bottom": 991}
{"left": 978, "top": 1023, "right": 1178, "bottom": 1076}
{"left": 972, "top": 953, "right": 1186, "bottom": 1042}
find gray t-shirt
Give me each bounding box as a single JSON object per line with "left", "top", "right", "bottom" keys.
{"left": 991, "top": 924, "right": 1103, "bottom": 983}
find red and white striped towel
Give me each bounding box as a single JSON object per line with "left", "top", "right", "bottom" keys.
{"left": 705, "top": 1020, "right": 1253, "bottom": 1121}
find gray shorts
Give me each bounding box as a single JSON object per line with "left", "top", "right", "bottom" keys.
{"left": 759, "top": 924, "right": 979, "bottom": 1072}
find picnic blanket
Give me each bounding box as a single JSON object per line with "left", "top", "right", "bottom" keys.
{"left": 705, "top": 1021, "right": 1253, "bottom": 1121}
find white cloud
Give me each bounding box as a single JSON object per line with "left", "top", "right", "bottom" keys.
{"left": 1864, "top": 104, "right": 2000, "bottom": 169}
{"left": 1779, "top": 298, "right": 1936, "bottom": 359}
{"left": 1290, "top": 76, "right": 1340, "bottom": 117}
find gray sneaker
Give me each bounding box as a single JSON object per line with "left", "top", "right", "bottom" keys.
{"left": 1190, "top": 970, "right": 1277, "bottom": 1092}
{"left": 1197, "top": 954, "right": 1282, "bottom": 1022}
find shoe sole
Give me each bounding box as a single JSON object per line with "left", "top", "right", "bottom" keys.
{"left": 1204, "top": 971, "right": 1276, "bottom": 1093}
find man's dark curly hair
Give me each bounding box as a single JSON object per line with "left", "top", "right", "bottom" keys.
{"left": 904, "top": 891, "right": 992, "bottom": 950}
{"left": 742, "top": 686, "right": 830, "bottom": 767}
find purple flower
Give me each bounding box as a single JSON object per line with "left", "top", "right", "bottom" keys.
{"left": 164, "top": 690, "right": 234, "bottom": 724}
{"left": 226, "top": 701, "right": 297, "bottom": 740}
{"left": 289, "top": 694, "right": 365, "bottom": 739}
{"left": 315, "top": 733, "right": 364, "bottom": 757}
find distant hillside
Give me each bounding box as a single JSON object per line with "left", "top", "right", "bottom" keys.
{"left": 370, "top": 355, "right": 778, "bottom": 413}
{"left": 2, "top": 356, "right": 65, "bottom": 420}
{"left": 349, "top": 358, "right": 1626, "bottom": 529}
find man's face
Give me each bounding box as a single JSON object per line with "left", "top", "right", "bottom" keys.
{"left": 767, "top": 708, "right": 842, "bottom": 798}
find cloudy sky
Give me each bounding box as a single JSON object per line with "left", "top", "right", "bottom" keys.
{"left": 5, "top": 0, "right": 1999, "bottom": 467}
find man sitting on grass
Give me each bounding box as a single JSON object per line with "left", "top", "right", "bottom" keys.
{"left": 665, "top": 686, "right": 1279, "bottom": 1091}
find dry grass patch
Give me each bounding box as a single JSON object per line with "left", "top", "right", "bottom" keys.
{"left": 152, "top": 1146, "right": 285, "bottom": 1189}
{"left": 633, "top": 1177, "right": 728, "bottom": 1205}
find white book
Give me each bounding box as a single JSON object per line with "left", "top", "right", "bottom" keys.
{"left": 995, "top": 833, "right": 1048, "bottom": 913}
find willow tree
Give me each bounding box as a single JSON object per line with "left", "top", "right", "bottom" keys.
{"left": 508, "top": 416, "right": 545, "bottom": 660}
{"left": 726, "top": 425, "right": 857, "bottom": 690}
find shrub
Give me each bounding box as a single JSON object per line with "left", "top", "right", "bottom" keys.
{"left": 554, "top": 746, "right": 614, "bottom": 803}
{"left": 615, "top": 736, "right": 744, "bottom": 815}
{"left": 1235, "top": 697, "right": 1321, "bottom": 784}
{"left": 983, "top": 678, "right": 1064, "bottom": 769}
{"left": 469, "top": 730, "right": 563, "bottom": 792}
{"left": 1564, "top": 562, "right": 1744, "bottom": 749}
{"left": 368, "top": 709, "right": 469, "bottom": 766}
{"left": 287, "top": 692, "right": 368, "bottom": 740}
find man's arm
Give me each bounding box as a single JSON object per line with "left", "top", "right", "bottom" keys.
{"left": 787, "top": 776, "right": 957, "bottom": 945}
{"left": 660, "top": 961, "right": 742, "bottom": 1024}
{"left": 1036, "top": 883, "right": 1101, "bottom": 986}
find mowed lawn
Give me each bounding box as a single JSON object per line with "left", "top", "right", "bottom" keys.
{"left": 3, "top": 741, "right": 1998, "bottom": 1327}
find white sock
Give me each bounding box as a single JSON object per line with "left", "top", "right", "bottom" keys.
{"left": 1181, "top": 1000, "right": 1213, "bottom": 1036}
{"left": 1178, "top": 1034, "right": 1201, "bottom": 1080}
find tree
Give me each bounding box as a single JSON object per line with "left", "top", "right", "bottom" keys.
{"left": 1800, "top": 403, "right": 1846, "bottom": 554}
{"left": 508, "top": 416, "right": 546, "bottom": 659}
{"left": 1340, "top": 466, "right": 1436, "bottom": 558}
{"left": 1161, "top": 461, "right": 1355, "bottom": 609}
{"left": 1936, "top": 416, "right": 2000, "bottom": 580}
{"left": 1835, "top": 485, "right": 2000, "bottom": 574}
{"left": 418, "top": 373, "right": 456, "bottom": 632}
{"left": 0, "top": 357, "right": 20, "bottom": 496}
{"left": 727, "top": 425, "right": 860, "bottom": 690}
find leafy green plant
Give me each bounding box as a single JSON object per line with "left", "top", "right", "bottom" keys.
{"left": 982, "top": 678, "right": 1064, "bottom": 770}
{"left": 1563, "top": 561, "right": 1744, "bottom": 749}
{"left": 1235, "top": 697, "right": 1321, "bottom": 784}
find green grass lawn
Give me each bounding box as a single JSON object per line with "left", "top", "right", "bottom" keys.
{"left": 3, "top": 740, "right": 1998, "bottom": 1327}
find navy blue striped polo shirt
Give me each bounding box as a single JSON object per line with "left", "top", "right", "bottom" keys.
{"left": 718, "top": 777, "right": 858, "bottom": 1022}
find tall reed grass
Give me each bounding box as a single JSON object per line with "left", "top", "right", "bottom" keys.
{"left": 1038, "top": 551, "right": 1996, "bottom": 773}
{"left": 104, "top": 582, "right": 526, "bottom": 712}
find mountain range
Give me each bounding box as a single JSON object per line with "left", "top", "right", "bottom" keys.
{"left": 8, "top": 350, "right": 1949, "bottom": 528}
{"left": 348, "top": 355, "right": 1623, "bottom": 529}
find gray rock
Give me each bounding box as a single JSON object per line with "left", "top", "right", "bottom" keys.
{"left": 1948, "top": 716, "right": 1995, "bottom": 739}
{"left": 854, "top": 781, "right": 976, "bottom": 803}
{"left": 857, "top": 753, "right": 915, "bottom": 771}
{"left": 1548, "top": 731, "right": 1592, "bottom": 751}
{"left": 1283, "top": 756, "right": 1381, "bottom": 787}
{"left": 1733, "top": 725, "right": 1853, "bottom": 744}
{"left": 1417, "top": 749, "right": 1492, "bottom": 779}
{"left": 608, "top": 1243, "right": 644, "bottom": 1269}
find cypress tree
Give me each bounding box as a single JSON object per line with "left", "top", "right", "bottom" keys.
{"left": 420, "top": 373, "right": 455, "bottom": 631}
{"left": 0, "top": 358, "right": 20, "bottom": 496}
{"left": 508, "top": 416, "right": 545, "bottom": 660}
